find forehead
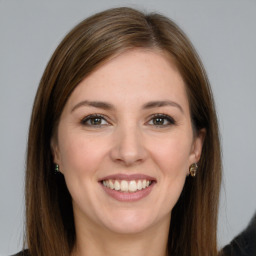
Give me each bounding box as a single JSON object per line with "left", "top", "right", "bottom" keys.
{"left": 65, "top": 49, "right": 189, "bottom": 112}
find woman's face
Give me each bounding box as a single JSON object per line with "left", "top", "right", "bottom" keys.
{"left": 52, "top": 49, "right": 204, "bottom": 235}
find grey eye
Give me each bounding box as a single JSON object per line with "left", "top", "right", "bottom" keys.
{"left": 148, "top": 115, "right": 175, "bottom": 126}
{"left": 152, "top": 117, "right": 167, "bottom": 125}
{"left": 81, "top": 115, "right": 108, "bottom": 126}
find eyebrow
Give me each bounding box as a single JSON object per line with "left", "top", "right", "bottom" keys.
{"left": 142, "top": 100, "right": 184, "bottom": 113}
{"left": 71, "top": 100, "right": 114, "bottom": 112}
{"left": 71, "top": 100, "right": 184, "bottom": 113}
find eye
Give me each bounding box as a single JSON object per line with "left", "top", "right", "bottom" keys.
{"left": 81, "top": 114, "right": 109, "bottom": 127}
{"left": 147, "top": 114, "right": 176, "bottom": 127}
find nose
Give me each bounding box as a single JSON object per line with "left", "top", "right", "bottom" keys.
{"left": 110, "top": 125, "right": 147, "bottom": 166}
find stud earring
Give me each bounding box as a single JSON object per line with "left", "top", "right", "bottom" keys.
{"left": 189, "top": 163, "right": 198, "bottom": 177}
{"left": 55, "top": 164, "right": 59, "bottom": 173}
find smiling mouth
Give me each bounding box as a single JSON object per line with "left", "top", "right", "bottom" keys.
{"left": 102, "top": 179, "right": 153, "bottom": 192}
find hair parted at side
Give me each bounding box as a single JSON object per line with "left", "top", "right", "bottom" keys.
{"left": 25, "top": 7, "right": 221, "bottom": 256}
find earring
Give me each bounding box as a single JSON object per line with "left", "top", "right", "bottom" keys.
{"left": 55, "top": 164, "right": 59, "bottom": 173}
{"left": 189, "top": 163, "right": 198, "bottom": 177}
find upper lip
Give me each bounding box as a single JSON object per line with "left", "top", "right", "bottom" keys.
{"left": 99, "top": 174, "right": 156, "bottom": 182}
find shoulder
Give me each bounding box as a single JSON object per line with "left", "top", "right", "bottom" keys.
{"left": 221, "top": 212, "right": 256, "bottom": 256}
{"left": 10, "top": 250, "right": 30, "bottom": 256}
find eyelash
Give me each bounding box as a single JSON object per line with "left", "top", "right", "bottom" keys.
{"left": 80, "top": 113, "right": 176, "bottom": 127}
{"left": 147, "top": 114, "right": 176, "bottom": 127}
{"left": 81, "top": 114, "right": 109, "bottom": 127}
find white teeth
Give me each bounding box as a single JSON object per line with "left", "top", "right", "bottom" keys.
{"left": 120, "top": 180, "right": 128, "bottom": 192}
{"left": 109, "top": 180, "right": 114, "bottom": 189}
{"left": 142, "top": 180, "right": 147, "bottom": 189}
{"left": 114, "top": 180, "right": 120, "bottom": 190}
{"left": 129, "top": 180, "right": 137, "bottom": 192}
{"left": 102, "top": 179, "right": 152, "bottom": 192}
{"left": 137, "top": 180, "right": 142, "bottom": 190}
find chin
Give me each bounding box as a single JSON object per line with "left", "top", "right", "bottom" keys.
{"left": 107, "top": 221, "right": 152, "bottom": 235}
{"left": 101, "top": 209, "right": 160, "bottom": 234}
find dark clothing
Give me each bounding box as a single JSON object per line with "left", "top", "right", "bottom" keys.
{"left": 221, "top": 213, "right": 256, "bottom": 256}
{"left": 11, "top": 250, "right": 29, "bottom": 256}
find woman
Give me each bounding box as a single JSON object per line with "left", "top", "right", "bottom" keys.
{"left": 15, "top": 7, "right": 221, "bottom": 256}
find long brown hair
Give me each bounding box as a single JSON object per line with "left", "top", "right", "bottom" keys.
{"left": 25, "top": 7, "right": 221, "bottom": 256}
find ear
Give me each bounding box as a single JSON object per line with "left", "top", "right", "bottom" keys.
{"left": 189, "top": 128, "right": 206, "bottom": 165}
{"left": 50, "top": 136, "right": 61, "bottom": 165}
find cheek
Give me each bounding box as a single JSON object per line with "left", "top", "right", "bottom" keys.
{"left": 57, "top": 132, "right": 109, "bottom": 207}
{"left": 58, "top": 131, "right": 106, "bottom": 177}
{"left": 150, "top": 133, "right": 192, "bottom": 176}
{"left": 150, "top": 135, "right": 192, "bottom": 213}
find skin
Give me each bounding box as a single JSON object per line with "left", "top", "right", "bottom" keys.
{"left": 52, "top": 49, "right": 205, "bottom": 256}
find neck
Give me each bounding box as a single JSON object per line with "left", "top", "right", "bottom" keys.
{"left": 72, "top": 215, "right": 170, "bottom": 256}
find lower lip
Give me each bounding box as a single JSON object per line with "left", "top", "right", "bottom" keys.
{"left": 100, "top": 182, "right": 155, "bottom": 202}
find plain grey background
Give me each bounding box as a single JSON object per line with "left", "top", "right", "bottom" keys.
{"left": 0, "top": 0, "right": 255, "bottom": 255}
